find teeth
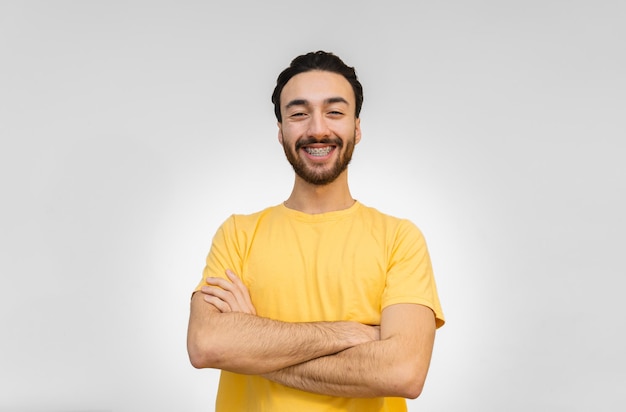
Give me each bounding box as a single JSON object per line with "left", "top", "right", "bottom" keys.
{"left": 304, "top": 146, "right": 332, "bottom": 156}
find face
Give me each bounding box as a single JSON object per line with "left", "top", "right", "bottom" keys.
{"left": 278, "top": 70, "right": 361, "bottom": 186}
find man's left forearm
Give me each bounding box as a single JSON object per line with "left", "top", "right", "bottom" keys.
{"left": 263, "top": 336, "right": 428, "bottom": 399}
{"left": 202, "top": 271, "right": 437, "bottom": 398}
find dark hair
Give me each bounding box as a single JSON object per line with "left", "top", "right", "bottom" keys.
{"left": 271, "top": 51, "right": 363, "bottom": 122}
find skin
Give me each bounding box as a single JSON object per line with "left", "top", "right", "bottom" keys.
{"left": 278, "top": 70, "right": 361, "bottom": 214}
{"left": 187, "top": 70, "right": 437, "bottom": 399}
{"left": 187, "top": 285, "right": 379, "bottom": 375}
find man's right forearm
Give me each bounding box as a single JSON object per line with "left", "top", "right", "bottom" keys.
{"left": 187, "top": 292, "right": 377, "bottom": 375}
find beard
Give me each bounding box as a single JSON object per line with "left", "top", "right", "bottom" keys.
{"left": 282, "top": 134, "right": 356, "bottom": 186}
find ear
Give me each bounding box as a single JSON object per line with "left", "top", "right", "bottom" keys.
{"left": 354, "top": 118, "right": 362, "bottom": 145}
{"left": 277, "top": 122, "right": 284, "bottom": 145}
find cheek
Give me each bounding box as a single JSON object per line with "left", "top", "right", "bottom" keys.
{"left": 339, "top": 125, "right": 357, "bottom": 139}
{"left": 280, "top": 125, "right": 301, "bottom": 142}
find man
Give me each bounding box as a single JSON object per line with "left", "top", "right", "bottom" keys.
{"left": 187, "top": 51, "right": 445, "bottom": 411}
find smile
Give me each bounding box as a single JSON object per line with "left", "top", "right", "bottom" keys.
{"left": 304, "top": 146, "right": 333, "bottom": 157}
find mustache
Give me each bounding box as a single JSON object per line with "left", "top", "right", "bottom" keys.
{"left": 295, "top": 137, "right": 343, "bottom": 151}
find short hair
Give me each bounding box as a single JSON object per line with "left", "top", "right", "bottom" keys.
{"left": 271, "top": 51, "right": 364, "bottom": 122}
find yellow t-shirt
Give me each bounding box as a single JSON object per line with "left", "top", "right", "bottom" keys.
{"left": 196, "top": 201, "right": 445, "bottom": 411}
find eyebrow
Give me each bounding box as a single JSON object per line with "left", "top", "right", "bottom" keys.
{"left": 284, "top": 97, "right": 349, "bottom": 109}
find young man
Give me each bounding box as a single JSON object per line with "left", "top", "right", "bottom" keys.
{"left": 187, "top": 51, "right": 445, "bottom": 411}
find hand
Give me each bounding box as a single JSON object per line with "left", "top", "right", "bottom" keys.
{"left": 201, "top": 269, "right": 257, "bottom": 315}
{"left": 354, "top": 323, "right": 380, "bottom": 344}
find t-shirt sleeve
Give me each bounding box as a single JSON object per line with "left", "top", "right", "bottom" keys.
{"left": 381, "top": 220, "right": 445, "bottom": 328}
{"left": 194, "top": 215, "right": 244, "bottom": 293}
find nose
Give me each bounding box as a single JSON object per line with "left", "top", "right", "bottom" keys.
{"left": 307, "top": 113, "right": 330, "bottom": 139}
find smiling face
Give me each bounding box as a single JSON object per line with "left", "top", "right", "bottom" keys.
{"left": 278, "top": 70, "right": 362, "bottom": 186}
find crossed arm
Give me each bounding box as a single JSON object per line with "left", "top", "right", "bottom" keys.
{"left": 187, "top": 270, "right": 436, "bottom": 399}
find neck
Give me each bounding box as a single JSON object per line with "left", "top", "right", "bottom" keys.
{"left": 284, "top": 172, "right": 355, "bottom": 214}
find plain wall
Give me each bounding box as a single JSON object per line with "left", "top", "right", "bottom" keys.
{"left": 1, "top": 1, "right": 624, "bottom": 411}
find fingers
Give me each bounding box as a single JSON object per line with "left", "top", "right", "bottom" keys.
{"left": 201, "top": 282, "right": 236, "bottom": 312}
{"left": 202, "top": 292, "right": 232, "bottom": 312}
{"left": 226, "top": 269, "right": 256, "bottom": 315}
{"left": 207, "top": 273, "right": 247, "bottom": 312}
{"left": 202, "top": 270, "right": 256, "bottom": 315}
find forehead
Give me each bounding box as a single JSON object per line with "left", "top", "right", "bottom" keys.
{"left": 280, "top": 70, "right": 355, "bottom": 106}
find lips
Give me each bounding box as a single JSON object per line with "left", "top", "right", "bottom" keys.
{"left": 297, "top": 137, "right": 342, "bottom": 162}
{"left": 296, "top": 137, "right": 343, "bottom": 152}
{"left": 304, "top": 146, "right": 333, "bottom": 157}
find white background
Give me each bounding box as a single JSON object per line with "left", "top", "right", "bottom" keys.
{"left": 1, "top": 1, "right": 624, "bottom": 411}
